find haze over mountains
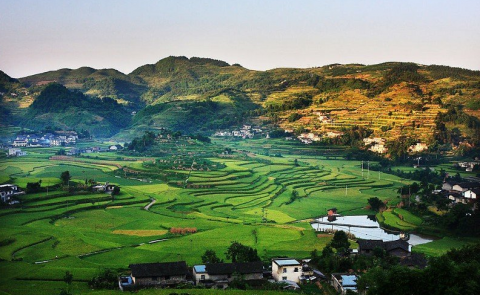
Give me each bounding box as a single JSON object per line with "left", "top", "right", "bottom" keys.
{"left": 1, "top": 56, "right": 480, "bottom": 149}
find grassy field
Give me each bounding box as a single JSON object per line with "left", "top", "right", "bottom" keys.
{"left": 0, "top": 138, "right": 477, "bottom": 294}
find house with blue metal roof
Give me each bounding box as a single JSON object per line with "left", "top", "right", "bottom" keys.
{"left": 331, "top": 273, "right": 360, "bottom": 294}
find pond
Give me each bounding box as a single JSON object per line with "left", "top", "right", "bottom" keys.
{"left": 311, "top": 215, "right": 435, "bottom": 246}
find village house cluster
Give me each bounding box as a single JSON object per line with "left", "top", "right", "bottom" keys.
{"left": 441, "top": 180, "right": 480, "bottom": 210}
{"left": 297, "top": 131, "right": 344, "bottom": 144}
{"left": 0, "top": 184, "right": 24, "bottom": 205}
{"left": 213, "top": 125, "right": 266, "bottom": 139}
{"left": 4, "top": 131, "right": 79, "bottom": 157}
{"left": 120, "top": 238, "right": 420, "bottom": 294}
{"left": 11, "top": 131, "right": 78, "bottom": 147}
{"left": 457, "top": 160, "right": 480, "bottom": 172}
{"left": 362, "top": 137, "right": 429, "bottom": 155}
{"left": 121, "top": 258, "right": 321, "bottom": 292}
{"left": 63, "top": 144, "right": 123, "bottom": 156}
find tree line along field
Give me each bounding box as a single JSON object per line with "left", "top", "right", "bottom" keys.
{"left": 0, "top": 139, "right": 470, "bottom": 294}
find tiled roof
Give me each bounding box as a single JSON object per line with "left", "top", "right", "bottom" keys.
{"left": 206, "top": 262, "right": 263, "bottom": 275}
{"left": 356, "top": 239, "right": 384, "bottom": 250}
{"left": 384, "top": 239, "right": 409, "bottom": 252}
{"left": 273, "top": 259, "right": 301, "bottom": 266}
{"left": 129, "top": 261, "right": 188, "bottom": 278}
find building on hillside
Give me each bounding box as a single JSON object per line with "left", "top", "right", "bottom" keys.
{"left": 408, "top": 143, "right": 428, "bottom": 153}
{"left": 109, "top": 144, "right": 123, "bottom": 151}
{"left": 384, "top": 240, "right": 411, "bottom": 257}
{"left": 464, "top": 188, "right": 479, "bottom": 201}
{"left": 272, "top": 258, "right": 303, "bottom": 283}
{"left": 442, "top": 181, "right": 457, "bottom": 191}
{"left": 399, "top": 253, "right": 428, "bottom": 269}
{"left": 66, "top": 148, "right": 80, "bottom": 156}
{"left": 330, "top": 273, "right": 360, "bottom": 295}
{"left": 7, "top": 148, "right": 26, "bottom": 157}
{"left": 129, "top": 261, "right": 189, "bottom": 287}
{"left": 91, "top": 183, "right": 119, "bottom": 194}
{"left": 357, "top": 239, "right": 411, "bottom": 258}
{"left": 192, "top": 262, "right": 263, "bottom": 289}
{"left": 363, "top": 137, "right": 387, "bottom": 154}
{"left": 0, "top": 184, "right": 24, "bottom": 203}
{"left": 327, "top": 208, "right": 338, "bottom": 216}
{"left": 452, "top": 182, "right": 480, "bottom": 193}
{"left": 12, "top": 139, "right": 27, "bottom": 147}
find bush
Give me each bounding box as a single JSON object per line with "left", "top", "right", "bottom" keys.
{"left": 89, "top": 269, "right": 119, "bottom": 290}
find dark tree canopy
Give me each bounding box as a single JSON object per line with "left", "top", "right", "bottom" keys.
{"left": 330, "top": 230, "right": 350, "bottom": 252}
{"left": 60, "top": 171, "right": 71, "bottom": 185}
{"left": 368, "top": 197, "right": 384, "bottom": 212}
{"left": 225, "top": 241, "right": 260, "bottom": 263}
{"left": 201, "top": 249, "right": 223, "bottom": 264}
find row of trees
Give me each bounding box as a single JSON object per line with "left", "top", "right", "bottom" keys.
{"left": 358, "top": 243, "right": 480, "bottom": 295}
{"left": 201, "top": 241, "right": 260, "bottom": 264}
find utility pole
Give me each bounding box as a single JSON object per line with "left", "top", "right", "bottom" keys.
{"left": 367, "top": 161, "right": 370, "bottom": 179}
{"left": 361, "top": 161, "right": 364, "bottom": 178}
{"left": 408, "top": 186, "right": 411, "bottom": 207}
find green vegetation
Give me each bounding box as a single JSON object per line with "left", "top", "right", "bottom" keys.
{"left": 23, "top": 83, "right": 130, "bottom": 137}
{"left": 1, "top": 57, "right": 479, "bottom": 150}
{"left": 2, "top": 58, "right": 480, "bottom": 294}
{"left": 0, "top": 138, "right": 425, "bottom": 294}
{"left": 358, "top": 243, "right": 480, "bottom": 295}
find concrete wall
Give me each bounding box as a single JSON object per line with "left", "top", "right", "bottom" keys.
{"left": 272, "top": 263, "right": 302, "bottom": 283}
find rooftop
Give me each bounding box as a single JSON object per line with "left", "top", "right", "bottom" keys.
{"left": 340, "top": 275, "right": 357, "bottom": 287}
{"left": 129, "top": 261, "right": 188, "bottom": 278}
{"left": 193, "top": 265, "right": 206, "bottom": 273}
{"left": 273, "top": 259, "right": 301, "bottom": 266}
{"left": 206, "top": 262, "right": 263, "bottom": 275}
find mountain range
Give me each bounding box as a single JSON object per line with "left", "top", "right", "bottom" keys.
{"left": 1, "top": 56, "right": 480, "bottom": 150}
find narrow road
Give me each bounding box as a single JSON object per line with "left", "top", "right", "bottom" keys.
{"left": 144, "top": 198, "right": 156, "bottom": 211}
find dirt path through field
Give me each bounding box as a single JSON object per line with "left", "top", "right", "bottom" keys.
{"left": 144, "top": 198, "right": 156, "bottom": 210}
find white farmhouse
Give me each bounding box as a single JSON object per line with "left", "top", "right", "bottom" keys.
{"left": 271, "top": 258, "right": 302, "bottom": 283}
{"left": 464, "top": 188, "right": 479, "bottom": 200}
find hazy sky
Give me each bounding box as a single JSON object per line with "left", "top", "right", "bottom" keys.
{"left": 1, "top": 0, "right": 479, "bottom": 78}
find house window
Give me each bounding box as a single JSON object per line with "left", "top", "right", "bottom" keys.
{"left": 164, "top": 275, "right": 170, "bottom": 280}
{"left": 152, "top": 276, "right": 158, "bottom": 281}
{"left": 282, "top": 268, "right": 287, "bottom": 273}
{"left": 201, "top": 275, "right": 205, "bottom": 280}
{"left": 294, "top": 267, "right": 299, "bottom": 272}
{"left": 282, "top": 276, "right": 287, "bottom": 281}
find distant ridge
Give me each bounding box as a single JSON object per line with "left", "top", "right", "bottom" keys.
{"left": 0, "top": 57, "right": 479, "bottom": 149}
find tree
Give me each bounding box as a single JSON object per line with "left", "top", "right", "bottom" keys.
{"left": 64, "top": 271, "right": 73, "bottom": 285}
{"left": 60, "top": 171, "right": 71, "bottom": 185}
{"left": 89, "top": 269, "right": 118, "bottom": 289}
{"left": 368, "top": 197, "right": 384, "bottom": 212}
{"left": 201, "top": 249, "right": 222, "bottom": 264}
{"left": 112, "top": 186, "right": 120, "bottom": 195}
{"left": 26, "top": 181, "right": 41, "bottom": 193}
{"left": 226, "top": 241, "right": 260, "bottom": 263}
{"left": 330, "top": 230, "right": 350, "bottom": 253}
{"left": 62, "top": 271, "right": 73, "bottom": 294}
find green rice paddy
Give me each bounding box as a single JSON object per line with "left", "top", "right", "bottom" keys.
{"left": 0, "top": 140, "right": 476, "bottom": 294}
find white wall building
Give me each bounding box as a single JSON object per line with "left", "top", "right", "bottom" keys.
{"left": 272, "top": 258, "right": 302, "bottom": 283}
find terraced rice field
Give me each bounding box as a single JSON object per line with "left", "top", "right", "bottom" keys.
{"left": 0, "top": 141, "right": 416, "bottom": 294}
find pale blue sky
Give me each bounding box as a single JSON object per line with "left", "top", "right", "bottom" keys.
{"left": 1, "top": 0, "right": 479, "bottom": 77}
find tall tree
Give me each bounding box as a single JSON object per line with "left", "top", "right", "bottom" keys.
{"left": 60, "top": 171, "right": 71, "bottom": 185}
{"left": 201, "top": 249, "right": 222, "bottom": 264}
{"left": 225, "top": 241, "right": 260, "bottom": 262}
{"left": 330, "top": 230, "right": 350, "bottom": 253}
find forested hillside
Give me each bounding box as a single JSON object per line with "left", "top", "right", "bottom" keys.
{"left": 1, "top": 57, "right": 480, "bottom": 152}
{"left": 23, "top": 83, "right": 131, "bottom": 137}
